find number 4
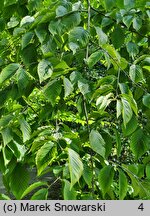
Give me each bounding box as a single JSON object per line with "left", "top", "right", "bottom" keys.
{"left": 138, "top": 203, "right": 144, "bottom": 211}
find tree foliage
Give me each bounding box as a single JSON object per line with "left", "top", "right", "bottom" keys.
{"left": 0, "top": 0, "right": 150, "bottom": 200}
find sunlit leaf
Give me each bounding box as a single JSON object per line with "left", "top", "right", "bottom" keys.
{"left": 21, "top": 181, "right": 48, "bottom": 199}
{"left": 19, "top": 117, "right": 31, "bottom": 142}
{"left": 38, "top": 59, "right": 53, "bottom": 83}
{"left": 126, "top": 42, "right": 139, "bottom": 58}
{"left": 31, "top": 188, "right": 48, "bottom": 200}
{"left": 121, "top": 97, "right": 133, "bottom": 127}
{"left": 69, "top": 27, "right": 89, "bottom": 53}
{"left": 129, "top": 64, "right": 144, "bottom": 83}
{"left": 43, "top": 79, "right": 62, "bottom": 106}
{"left": 63, "top": 180, "right": 77, "bottom": 200}
{"left": 20, "top": 16, "right": 35, "bottom": 27}
{"left": 146, "top": 164, "right": 150, "bottom": 180}
{"left": 133, "top": 17, "right": 142, "bottom": 31}
{"left": 63, "top": 77, "right": 73, "bottom": 97}
{"left": 68, "top": 148, "right": 83, "bottom": 187}
{"left": 95, "top": 27, "right": 108, "bottom": 45}
{"left": 0, "top": 63, "right": 20, "bottom": 84}
{"left": 36, "top": 141, "right": 57, "bottom": 176}
{"left": 21, "top": 32, "right": 34, "bottom": 49}
{"left": 119, "top": 169, "right": 128, "bottom": 200}
{"left": 89, "top": 130, "right": 106, "bottom": 158}
{"left": 116, "top": 100, "right": 122, "bottom": 118}
{"left": 87, "top": 50, "right": 103, "bottom": 68}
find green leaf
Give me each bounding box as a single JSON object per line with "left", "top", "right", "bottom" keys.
{"left": 83, "top": 162, "right": 93, "bottom": 187}
{"left": 0, "top": 17, "right": 5, "bottom": 31}
{"left": 95, "top": 27, "right": 108, "bottom": 45}
{"left": 101, "top": 17, "right": 113, "bottom": 27}
{"left": 7, "top": 17, "right": 19, "bottom": 28}
{"left": 69, "top": 27, "right": 89, "bottom": 53}
{"left": 56, "top": 5, "right": 68, "bottom": 17}
{"left": 1, "top": 128, "right": 13, "bottom": 147}
{"left": 104, "top": 0, "right": 116, "bottom": 10}
{"left": 116, "top": 0, "right": 124, "bottom": 8}
{"left": 102, "top": 131, "right": 113, "bottom": 158}
{"left": 8, "top": 140, "right": 26, "bottom": 160}
{"left": 49, "top": 12, "right": 81, "bottom": 35}
{"left": 123, "top": 165, "right": 140, "bottom": 197}
{"left": 21, "top": 181, "right": 48, "bottom": 199}
{"left": 0, "top": 194, "right": 10, "bottom": 200}
{"left": 146, "top": 164, "right": 150, "bottom": 179}
{"left": 38, "top": 59, "right": 53, "bottom": 83}
{"left": 111, "top": 27, "right": 125, "bottom": 49}
{"left": 31, "top": 188, "right": 48, "bottom": 200}
{"left": 17, "top": 67, "right": 30, "bottom": 94}
{"left": 70, "top": 71, "right": 83, "bottom": 85}
{"left": 19, "top": 117, "right": 31, "bottom": 142}
{"left": 72, "top": 2, "right": 81, "bottom": 11}
{"left": 21, "top": 44, "right": 37, "bottom": 66}
{"left": 130, "top": 129, "right": 148, "bottom": 160}
{"left": 143, "top": 94, "right": 150, "bottom": 109}
{"left": 10, "top": 164, "right": 30, "bottom": 199}
{"left": 98, "top": 165, "right": 114, "bottom": 196}
{"left": 124, "top": 0, "right": 135, "bottom": 9}
{"left": 96, "top": 93, "right": 113, "bottom": 111}
{"left": 87, "top": 50, "right": 103, "bottom": 68}
{"left": 119, "top": 169, "right": 128, "bottom": 200}
{"left": 123, "top": 15, "right": 133, "bottom": 28}
{"left": 0, "top": 63, "right": 20, "bottom": 84}
{"left": 0, "top": 114, "right": 13, "bottom": 128}
{"left": 21, "top": 32, "right": 34, "bottom": 49}
{"left": 129, "top": 64, "right": 144, "bottom": 83}
{"left": 116, "top": 100, "right": 122, "bottom": 118}
{"left": 36, "top": 141, "right": 57, "bottom": 176}
{"left": 89, "top": 130, "right": 106, "bottom": 158}
{"left": 35, "top": 24, "right": 48, "bottom": 43}
{"left": 2, "top": 146, "right": 13, "bottom": 166}
{"left": 133, "top": 17, "right": 142, "bottom": 31}
{"left": 126, "top": 42, "right": 139, "bottom": 58}
{"left": 20, "top": 16, "right": 35, "bottom": 27}
{"left": 78, "top": 80, "right": 90, "bottom": 96}
{"left": 122, "top": 115, "right": 138, "bottom": 136}
{"left": 63, "top": 180, "right": 77, "bottom": 200}
{"left": 115, "top": 129, "right": 122, "bottom": 157}
{"left": 43, "top": 79, "right": 62, "bottom": 106}
{"left": 97, "top": 75, "right": 116, "bottom": 86}
{"left": 119, "top": 83, "right": 130, "bottom": 94}
{"left": 143, "top": 66, "right": 150, "bottom": 71}
{"left": 121, "top": 94, "right": 138, "bottom": 116}
{"left": 61, "top": 12, "right": 81, "bottom": 32}
{"left": 68, "top": 42, "right": 79, "bottom": 54}
{"left": 121, "top": 97, "right": 133, "bottom": 127}
{"left": 63, "top": 77, "right": 73, "bottom": 97}
{"left": 4, "top": 0, "right": 17, "bottom": 6}
{"left": 68, "top": 148, "right": 83, "bottom": 187}
{"left": 103, "top": 44, "right": 120, "bottom": 68}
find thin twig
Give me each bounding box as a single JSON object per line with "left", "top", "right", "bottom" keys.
{"left": 86, "top": 0, "right": 91, "bottom": 60}
{"left": 48, "top": 177, "right": 61, "bottom": 189}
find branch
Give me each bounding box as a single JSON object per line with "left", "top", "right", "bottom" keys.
{"left": 91, "top": 6, "right": 149, "bottom": 39}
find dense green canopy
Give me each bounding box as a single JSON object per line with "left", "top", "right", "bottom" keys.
{"left": 0, "top": 0, "right": 150, "bottom": 200}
